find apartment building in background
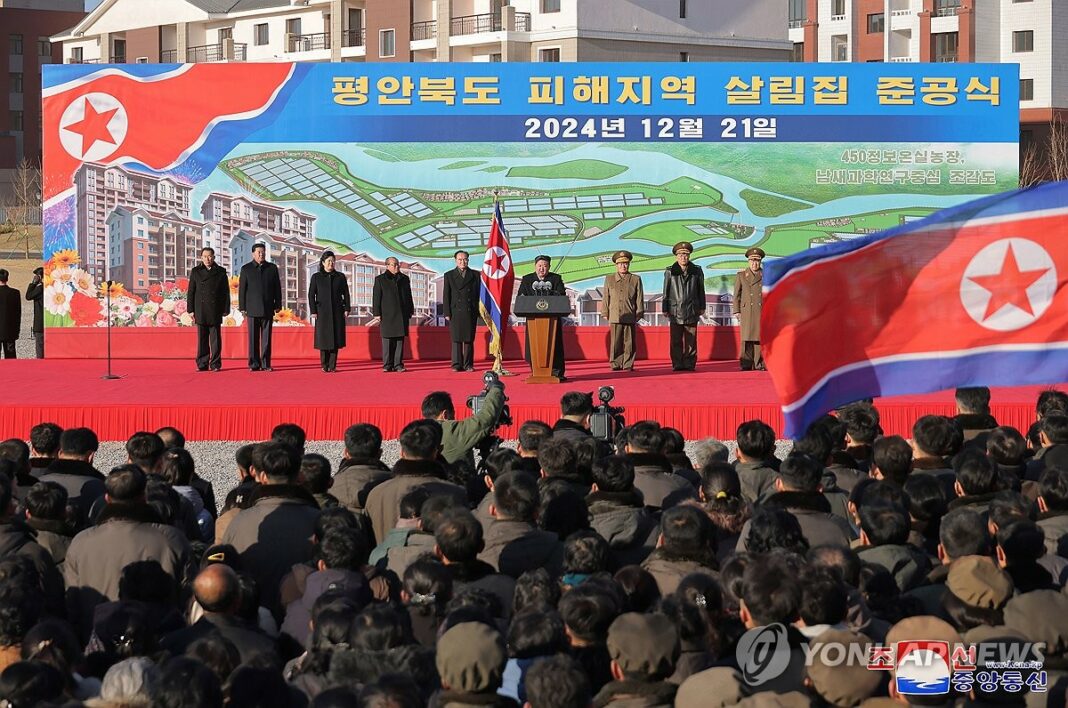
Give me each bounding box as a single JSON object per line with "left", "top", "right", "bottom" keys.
{"left": 0, "top": 0, "right": 85, "bottom": 200}
{"left": 52, "top": 0, "right": 790, "bottom": 67}
{"left": 788, "top": 0, "right": 1068, "bottom": 149}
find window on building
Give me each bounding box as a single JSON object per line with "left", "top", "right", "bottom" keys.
{"left": 489, "top": 52, "right": 502, "bottom": 62}
{"left": 1020, "top": 78, "right": 1034, "bottom": 101}
{"left": 379, "top": 29, "right": 395, "bottom": 57}
{"left": 254, "top": 23, "right": 269, "bottom": 46}
{"left": 934, "top": 0, "right": 961, "bottom": 11}
{"left": 286, "top": 18, "right": 301, "bottom": 37}
{"left": 792, "top": 42, "right": 804, "bottom": 62}
{"left": 1013, "top": 30, "right": 1033, "bottom": 52}
{"left": 680, "top": 0, "right": 687, "bottom": 19}
{"left": 539, "top": 47, "right": 560, "bottom": 62}
{"left": 10, "top": 73, "right": 22, "bottom": 94}
{"left": 37, "top": 38, "right": 50, "bottom": 56}
{"left": 9, "top": 34, "right": 23, "bottom": 55}
{"left": 71, "top": 46, "right": 83, "bottom": 62}
{"left": 10, "top": 110, "right": 23, "bottom": 131}
{"left": 831, "top": 35, "right": 848, "bottom": 61}
{"left": 1012, "top": 0, "right": 1033, "bottom": 3}
{"left": 868, "top": 13, "right": 884, "bottom": 33}
{"left": 541, "top": 0, "right": 561, "bottom": 13}
{"left": 831, "top": 0, "right": 846, "bottom": 17}
{"left": 219, "top": 27, "right": 233, "bottom": 42}
{"left": 933, "top": 32, "right": 958, "bottom": 61}
{"left": 679, "top": 51, "right": 689, "bottom": 62}
{"left": 789, "top": 0, "right": 806, "bottom": 25}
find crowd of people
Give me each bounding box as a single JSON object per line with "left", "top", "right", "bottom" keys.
{"left": 0, "top": 384, "right": 1066, "bottom": 707}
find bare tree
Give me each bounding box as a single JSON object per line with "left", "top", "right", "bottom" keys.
{"left": 2, "top": 158, "right": 41, "bottom": 257}
{"left": 1020, "top": 112, "right": 1068, "bottom": 187}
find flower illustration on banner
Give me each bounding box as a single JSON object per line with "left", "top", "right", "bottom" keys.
{"left": 141, "top": 301, "right": 159, "bottom": 316}
{"left": 71, "top": 269, "right": 95, "bottom": 296}
{"left": 50, "top": 266, "right": 74, "bottom": 287}
{"left": 113, "top": 297, "right": 137, "bottom": 320}
{"left": 136, "top": 314, "right": 153, "bottom": 327}
{"left": 156, "top": 310, "right": 176, "bottom": 327}
{"left": 173, "top": 299, "right": 188, "bottom": 316}
{"left": 98, "top": 281, "right": 128, "bottom": 300}
{"left": 44, "top": 283, "right": 71, "bottom": 316}
{"left": 160, "top": 298, "right": 176, "bottom": 312}
{"left": 48, "top": 249, "right": 80, "bottom": 270}
{"left": 223, "top": 310, "right": 244, "bottom": 328}
{"left": 228, "top": 276, "right": 240, "bottom": 295}
{"left": 273, "top": 308, "right": 308, "bottom": 326}
{"left": 148, "top": 284, "right": 164, "bottom": 304}
{"left": 178, "top": 312, "right": 194, "bottom": 326}
{"left": 69, "top": 291, "right": 104, "bottom": 326}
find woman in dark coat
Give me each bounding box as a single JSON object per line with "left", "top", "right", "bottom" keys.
{"left": 371, "top": 256, "right": 414, "bottom": 373}
{"left": 308, "top": 251, "right": 350, "bottom": 372}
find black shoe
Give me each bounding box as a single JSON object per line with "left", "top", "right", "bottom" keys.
{"left": 250, "top": 366, "right": 261, "bottom": 372}
{"left": 451, "top": 365, "right": 461, "bottom": 372}
{"left": 383, "top": 366, "right": 394, "bottom": 373}
{"left": 756, "top": 364, "right": 766, "bottom": 371}
{"left": 395, "top": 366, "right": 407, "bottom": 373}
{"left": 197, "top": 367, "right": 209, "bottom": 372}
{"left": 262, "top": 367, "right": 273, "bottom": 372}
{"left": 611, "top": 365, "right": 620, "bottom": 371}
{"left": 464, "top": 366, "right": 475, "bottom": 372}
{"left": 322, "top": 367, "right": 329, "bottom": 372}
{"left": 211, "top": 366, "right": 222, "bottom": 372}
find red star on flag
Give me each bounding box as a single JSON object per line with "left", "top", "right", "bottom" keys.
{"left": 64, "top": 98, "right": 119, "bottom": 156}
{"left": 967, "top": 243, "right": 1051, "bottom": 321}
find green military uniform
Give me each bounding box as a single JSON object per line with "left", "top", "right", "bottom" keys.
{"left": 601, "top": 250, "right": 644, "bottom": 371}
{"left": 733, "top": 247, "right": 765, "bottom": 370}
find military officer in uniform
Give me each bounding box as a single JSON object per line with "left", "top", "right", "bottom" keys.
{"left": 733, "top": 247, "right": 765, "bottom": 371}
{"left": 518, "top": 255, "right": 567, "bottom": 381}
{"left": 662, "top": 241, "right": 705, "bottom": 372}
{"left": 601, "top": 250, "right": 644, "bottom": 372}
{"left": 442, "top": 250, "right": 479, "bottom": 372}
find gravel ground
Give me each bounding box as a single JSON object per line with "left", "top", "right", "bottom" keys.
{"left": 89, "top": 439, "right": 795, "bottom": 515}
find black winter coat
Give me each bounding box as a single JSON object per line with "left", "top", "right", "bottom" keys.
{"left": 372, "top": 271, "right": 414, "bottom": 338}
{"left": 308, "top": 270, "right": 350, "bottom": 350}
{"left": 186, "top": 263, "right": 231, "bottom": 326}
{"left": 0, "top": 284, "right": 20, "bottom": 341}
{"left": 238, "top": 260, "right": 282, "bottom": 318}
{"left": 662, "top": 262, "right": 706, "bottom": 325}
{"left": 25, "top": 278, "right": 43, "bottom": 332}
{"left": 443, "top": 267, "right": 479, "bottom": 342}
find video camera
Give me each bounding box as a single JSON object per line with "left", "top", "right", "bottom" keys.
{"left": 467, "top": 371, "right": 513, "bottom": 466}
{"left": 589, "top": 385, "right": 625, "bottom": 443}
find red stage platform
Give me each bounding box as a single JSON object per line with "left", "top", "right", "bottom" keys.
{"left": 0, "top": 358, "right": 1052, "bottom": 441}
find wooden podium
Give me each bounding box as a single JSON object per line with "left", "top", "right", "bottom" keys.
{"left": 514, "top": 295, "right": 570, "bottom": 384}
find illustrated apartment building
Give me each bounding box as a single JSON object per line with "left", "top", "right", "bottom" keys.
{"left": 788, "top": 0, "right": 1068, "bottom": 147}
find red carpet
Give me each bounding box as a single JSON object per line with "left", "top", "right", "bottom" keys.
{"left": 0, "top": 358, "right": 1052, "bottom": 441}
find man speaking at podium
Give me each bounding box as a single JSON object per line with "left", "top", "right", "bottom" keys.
{"left": 518, "top": 255, "right": 567, "bottom": 381}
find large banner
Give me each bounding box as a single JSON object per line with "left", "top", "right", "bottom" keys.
{"left": 42, "top": 62, "right": 1018, "bottom": 331}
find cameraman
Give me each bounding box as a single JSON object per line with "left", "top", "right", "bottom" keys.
{"left": 421, "top": 380, "right": 505, "bottom": 467}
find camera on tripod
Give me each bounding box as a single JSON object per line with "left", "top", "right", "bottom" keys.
{"left": 589, "top": 385, "right": 625, "bottom": 443}
{"left": 467, "top": 371, "right": 513, "bottom": 465}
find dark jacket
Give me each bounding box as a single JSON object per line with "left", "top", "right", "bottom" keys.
{"left": 593, "top": 679, "right": 677, "bottom": 708}
{"left": 365, "top": 459, "right": 466, "bottom": 545}
{"left": 735, "top": 459, "right": 778, "bottom": 505}
{"left": 25, "top": 517, "right": 74, "bottom": 570}
{"left": 1037, "top": 509, "right": 1068, "bottom": 558}
{"left": 661, "top": 261, "right": 705, "bottom": 325}
{"left": 372, "top": 270, "right": 415, "bottom": 338}
{"left": 0, "top": 518, "right": 65, "bottom": 616}
{"left": 627, "top": 453, "right": 693, "bottom": 510}
{"left": 37, "top": 458, "right": 106, "bottom": 530}
{"left": 282, "top": 568, "right": 371, "bottom": 647}
{"left": 0, "top": 284, "right": 20, "bottom": 341}
{"left": 186, "top": 262, "right": 231, "bottom": 326}
{"left": 641, "top": 550, "right": 718, "bottom": 596}
{"left": 552, "top": 418, "right": 593, "bottom": 445}
{"left": 443, "top": 267, "right": 480, "bottom": 342}
{"left": 238, "top": 259, "right": 282, "bottom": 318}
{"left": 25, "top": 278, "right": 43, "bottom": 333}
{"left": 910, "top": 458, "right": 957, "bottom": 500}
{"left": 518, "top": 271, "right": 566, "bottom": 298}
{"left": 479, "top": 519, "right": 564, "bottom": 579}
{"left": 954, "top": 412, "right": 999, "bottom": 440}
{"left": 309, "top": 269, "right": 350, "bottom": 351}
{"left": 64, "top": 503, "right": 192, "bottom": 640}
{"left": 587, "top": 490, "right": 660, "bottom": 569}
{"left": 219, "top": 484, "right": 321, "bottom": 617}
{"left": 332, "top": 458, "right": 392, "bottom": 513}
{"left": 446, "top": 560, "right": 516, "bottom": 620}
{"left": 739, "top": 490, "right": 856, "bottom": 551}
{"left": 161, "top": 612, "right": 279, "bottom": 664}
{"left": 857, "top": 542, "right": 932, "bottom": 592}
{"left": 947, "top": 491, "right": 999, "bottom": 517}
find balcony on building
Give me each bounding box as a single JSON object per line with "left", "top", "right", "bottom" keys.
{"left": 163, "top": 41, "right": 247, "bottom": 63}
{"left": 287, "top": 31, "right": 331, "bottom": 53}
{"left": 450, "top": 11, "right": 530, "bottom": 37}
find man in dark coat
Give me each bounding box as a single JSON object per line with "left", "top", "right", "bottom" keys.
{"left": 187, "top": 247, "right": 231, "bottom": 372}
{"left": 443, "top": 250, "right": 479, "bottom": 372}
{"left": 238, "top": 243, "right": 282, "bottom": 372}
{"left": 518, "top": 255, "right": 567, "bottom": 380}
{"left": 0, "top": 268, "right": 20, "bottom": 359}
{"left": 662, "top": 242, "right": 705, "bottom": 372}
{"left": 733, "top": 247, "right": 765, "bottom": 371}
{"left": 25, "top": 266, "right": 43, "bottom": 359}
{"left": 371, "top": 256, "right": 414, "bottom": 373}
{"left": 37, "top": 427, "right": 105, "bottom": 530}
{"left": 308, "top": 250, "right": 350, "bottom": 373}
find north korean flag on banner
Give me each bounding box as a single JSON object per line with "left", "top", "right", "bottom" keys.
{"left": 762, "top": 183, "right": 1068, "bottom": 438}
{"left": 42, "top": 63, "right": 296, "bottom": 204}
